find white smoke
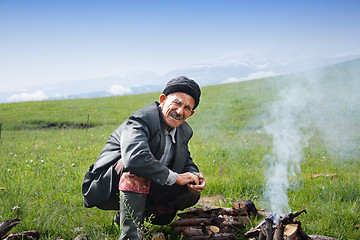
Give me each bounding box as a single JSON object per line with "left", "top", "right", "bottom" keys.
{"left": 262, "top": 60, "right": 360, "bottom": 215}
{"left": 263, "top": 80, "right": 311, "bottom": 215}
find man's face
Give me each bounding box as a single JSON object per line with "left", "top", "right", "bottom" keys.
{"left": 159, "top": 92, "right": 195, "bottom": 129}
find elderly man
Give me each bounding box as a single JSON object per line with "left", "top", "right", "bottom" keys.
{"left": 84, "top": 76, "right": 206, "bottom": 239}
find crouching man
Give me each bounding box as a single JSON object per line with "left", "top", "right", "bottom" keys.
{"left": 87, "top": 76, "right": 206, "bottom": 239}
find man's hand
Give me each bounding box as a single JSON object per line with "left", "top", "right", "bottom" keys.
{"left": 175, "top": 172, "right": 200, "bottom": 185}
{"left": 187, "top": 172, "right": 206, "bottom": 194}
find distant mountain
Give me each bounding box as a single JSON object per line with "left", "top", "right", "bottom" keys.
{"left": 1, "top": 54, "right": 359, "bottom": 103}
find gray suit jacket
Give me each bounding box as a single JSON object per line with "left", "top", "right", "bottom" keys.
{"left": 82, "top": 101, "right": 198, "bottom": 209}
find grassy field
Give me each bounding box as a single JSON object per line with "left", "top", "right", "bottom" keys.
{"left": 1, "top": 60, "right": 359, "bottom": 239}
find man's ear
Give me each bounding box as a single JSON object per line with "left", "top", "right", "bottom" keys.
{"left": 159, "top": 94, "right": 167, "bottom": 107}
{"left": 189, "top": 110, "right": 195, "bottom": 117}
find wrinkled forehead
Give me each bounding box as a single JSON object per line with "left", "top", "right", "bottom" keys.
{"left": 167, "top": 92, "right": 195, "bottom": 106}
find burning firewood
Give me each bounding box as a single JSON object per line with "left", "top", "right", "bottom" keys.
{"left": 245, "top": 208, "right": 311, "bottom": 240}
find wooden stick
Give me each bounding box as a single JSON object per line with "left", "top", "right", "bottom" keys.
{"left": 0, "top": 218, "right": 21, "bottom": 238}
{"left": 265, "top": 217, "right": 273, "bottom": 240}
{"left": 169, "top": 217, "right": 225, "bottom": 227}
{"left": 273, "top": 222, "right": 285, "bottom": 240}
{"left": 2, "top": 230, "right": 40, "bottom": 240}
{"left": 187, "top": 233, "right": 236, "bottom": 240}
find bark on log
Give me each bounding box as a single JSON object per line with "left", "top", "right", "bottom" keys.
{"left": 174, "top": 225, "right": 233, "bottom": 235}
{"left": 244, "top": 228, "right": 261, "bottom": 238}
{"left": 298, "top": 226, "right": 311, "bottom": 240}
{"left": 177, "top": 207, "right": 244, "bottom": 218}
{"left": 265, "top": 217, "right": 273, "bottom": 240}
{"left": 259, "top": 231, "right": 267, "bottom": 240}
{"left": 186, "top": 233, "right": 236, "bottom": 240}
{"left": 169, "top": 217, "right": 225, "bottom": 227}
{"left": 232, "top": 200, "right": 258, "bottom": 216}
{"left": 273, "top": 223, "right": 285, "bottom": 240}
{"left": 282, "top": 208, "right": 307, "bottom": 225}
{"left": 2, "top": 230, "right": 40, "bottom": 240}
{"left": 0, "top": 218, "right": 21, "bottom": 238}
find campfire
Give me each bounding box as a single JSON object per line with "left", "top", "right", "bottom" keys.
{"left": 244, "top": 209, "right": 311, "bottom": 240}
{"left": 170, "top": 195, "right": 337, "bottom": 240}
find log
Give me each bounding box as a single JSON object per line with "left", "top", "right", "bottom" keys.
{"left": 259, "top": 231, "right": 267, "bottom": 240}
{"left": 298, "top": 226, "right": 312, "bottom": 240}
{"left": 232, "top": 200, "right": 258, "bottom": 216}
{"left": 273, "top": 222, "right": 284, "bottom": 240}
{"left": 0, "top": 218, "right": 21, "bottom": 238}
{"left": 174, "top": 225, "right": 232, "bottom": 235}
{"left": 169, "top": 217, "right": 225, "bottom": 227}
{"left": 281, "top": 208, "right": 307, "bottom": 225}
{"left": 186, "top": 233, "right": 236, "bottom": 240}
{"left": 284, "top": 224, "right": 298, "bottom": 239}
{"left": 182, "top": 227, "right": 208, "bottom": 237}
{"left": 219, "top": 216, "right": 245, "bottom": 227}
{"left": 177, "top": 206, "right": 244, "bottom": 218}
{"left": 2, "top": 230, "right": 40, "bottom": 240}
{"left": 265, "top": 217, "right": 273, "bottom": 240}
{"left": 244, "top": 228, "right": 261, "bottom": 238}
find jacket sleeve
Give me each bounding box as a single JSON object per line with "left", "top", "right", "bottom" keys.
{"left": 120, "top": 117, "right": 170, "bottom": 185}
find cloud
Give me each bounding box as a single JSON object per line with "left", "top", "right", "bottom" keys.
{"left": 7, "top": 90, "right": 48, "bottom": 102}
{"left": 107, "top": 85, "right": 132, "bottom": 95}
{"left": 222, "top": 71, "right": 278, "bottom": 83}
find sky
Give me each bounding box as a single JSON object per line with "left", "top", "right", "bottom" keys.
{"left": 1, "top": 0, "right": 360, "bottom": 93}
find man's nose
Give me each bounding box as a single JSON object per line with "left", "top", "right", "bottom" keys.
{"left": 176, "top": 106, "right": 184, "bottom": 115}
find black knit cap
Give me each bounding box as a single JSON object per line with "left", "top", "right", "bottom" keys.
{"left": 163, "top": 76, "right": 201, "bottom": 110}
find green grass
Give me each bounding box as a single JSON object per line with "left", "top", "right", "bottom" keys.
{"left": 1, "top": 60, "right": 359, "bottom": 239}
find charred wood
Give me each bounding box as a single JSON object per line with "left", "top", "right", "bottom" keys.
{"left": 232, "top": 200, "right": 258, "bottom": 216}
{"left": 2, "top": 230, "right": 40, "bottom": 240}
{"left": 244, "top": 228, "right": 261, "bottom": 239}
{"left": 185, "top": 233, "right": 236, "bottom": 240}
{"left": 0, "top": 218, "right": 21, "bottom": 238}
{"left": 282, "top": 208, "right": 307, "bottom": 225}
{"left": 170, "top": 217, "right": 225, "bottom": 227}
{"left": 244, "top": 208, "right": 311, "bottom": 240}
{"left": 177, "top": 206, "right": 245, "bottom": 218}
{"left": 273, "top": 223, "right": 285, "bottom": 240}
{"left": 265, "top": 217, "right": 273, "bottom": 240}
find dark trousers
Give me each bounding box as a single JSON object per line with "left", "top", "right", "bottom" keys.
{"left": 143, "top": 182, "right": 200, "bottom": 225}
